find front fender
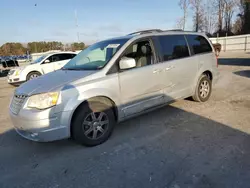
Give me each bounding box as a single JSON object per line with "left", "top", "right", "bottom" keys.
{"left": 20, "top": 66, "right": 43, "bottom": 81}
{"left": 59, "top": 87, "right": 121, "bottom": 130}
{"left": 63, "top": 87, "right": 121, "bottom": 112}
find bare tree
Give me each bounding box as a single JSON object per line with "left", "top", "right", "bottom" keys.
{"left": 232, "top": 17, "right": 242, "bottom": 34}
{"left": 223, "top": 0, "right": 238, "bottom": 32}
{"left": 211, "top": 0, "right": 227, "bottom": 32}
{"left": 204, "top": 0, "right": 217, "bottom": 33}
{"left": 189, "top": 0, "right": 205, "bottom": 31}
{"left": 241, "top": 0, "right": 250, "bottom": 34}
{"left": 218, "top": 0, "right": 225, "bottom": 32}
{"left": 178, "top": 0, "right": 190, "bottom": 30}
{"left": 175, "top": 18, "right": 185, "bottom": 29}
{"left": 233, "top": 0, "right": 250, "bottom": 34}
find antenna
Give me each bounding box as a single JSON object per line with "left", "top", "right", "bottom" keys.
{"left": 74, "top": 9, "right": 80, "bottom": 42}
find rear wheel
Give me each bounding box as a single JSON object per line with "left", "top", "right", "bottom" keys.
{"left": 72, "top": 101, "right": 115, "bottom": 146}
{"left": 192, "top": 74, "right": 212, "bottom": 102}
{"left": 27, "top": 72, "right": 41, "bottom": 81}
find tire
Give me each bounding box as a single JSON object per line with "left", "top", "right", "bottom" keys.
{"left": 72, "top": 101, "right": 116, "bottom": 146}
{"left": 192, "top": 74, "right": 212, "bottom": 102}
{"left": 9, "top": 83, "right": 20, "bottom": 87}
{"left": 27, "top": 71, "right": 41, "bottom": 81}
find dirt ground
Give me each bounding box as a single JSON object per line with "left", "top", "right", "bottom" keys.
{"left": 0, "top": 54, "right": 250, "bottom": 188}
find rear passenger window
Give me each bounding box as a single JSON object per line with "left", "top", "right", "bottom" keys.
{"left": 186, "top": 35, "right": 212, "bottom": 55}
{"left": 58, "top": 53, "right": 76, "bottom": 61}
{"left": 158, "top": 35, "right": 190, "bottom": 61}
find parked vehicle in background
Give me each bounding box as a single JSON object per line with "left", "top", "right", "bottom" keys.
{"left": 9, "top": 29, "right": 219, "bottom": 146}
{"left": 0, "top": 59, "right": 19, "bottom": 76}
{"left": 7, "top": 51, "right": 77, "bottom": 86}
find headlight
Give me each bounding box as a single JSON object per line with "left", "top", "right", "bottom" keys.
{"left": 27, "top": 92, "right": 59, "bottom": 110}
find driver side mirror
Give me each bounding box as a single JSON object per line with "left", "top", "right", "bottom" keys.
{"left": 119, "top": 57, "right": 136, "bottom": 70}
{"left": 44, "top": 59, "right": 50, "bottom": 64}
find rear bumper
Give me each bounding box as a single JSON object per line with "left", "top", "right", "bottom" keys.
{"left": 9, "top": 109, "right": 71, "bottom": 142}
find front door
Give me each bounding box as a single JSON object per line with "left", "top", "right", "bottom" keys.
{"left": 40, "top": 54, "right": 60, "bottom": 74}
{"left": 118, "top": 39, "right": 166, "bottom": 117}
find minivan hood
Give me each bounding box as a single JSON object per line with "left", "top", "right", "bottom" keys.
{"left": 15, "top": 70, "right": 96, "bottom": 95}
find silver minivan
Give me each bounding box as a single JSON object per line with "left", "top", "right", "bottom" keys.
{"left": 9, "top": 29, "right": 219, "bottom": 146}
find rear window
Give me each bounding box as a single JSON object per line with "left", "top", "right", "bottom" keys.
{"left": 186, "top": 35, "right": 212, "bottom": 55}
{"left": 158, "top": 35, "right": 190, "bottom": 61}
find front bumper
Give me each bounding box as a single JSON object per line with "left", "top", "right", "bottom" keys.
{"left": 9, "top": 109, "right": 71, "bottom": 142}
{"left": 7, "top": 75, "right": 25, "bottom": 84}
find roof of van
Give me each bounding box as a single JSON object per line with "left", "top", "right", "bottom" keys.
{"left": 130, "top": 29, "right": 206, "bottom": 39}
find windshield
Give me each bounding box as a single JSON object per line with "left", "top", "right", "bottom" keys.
{"left": 30, "top": 55, "right": 47, "bottom": 64}
{"left": 63, "top": 38, "right": 128, "bottom": 70}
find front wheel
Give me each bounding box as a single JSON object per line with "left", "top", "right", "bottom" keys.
{"left": 192, "top": 74, "right": 212, "bottom": 102}
{"left": 72, "top": 101, "right": 115, "bottom": 146}
{"left": 27, "top": 71, "right": 41, "bottom": 81}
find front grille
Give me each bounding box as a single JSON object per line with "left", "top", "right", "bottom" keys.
{"left": 10, "top": 94, "right": 27, "bottom": 115}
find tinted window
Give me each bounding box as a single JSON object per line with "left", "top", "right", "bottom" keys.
{"left": 158, "top": 35, "right": 190, "bottom": 61}
{"left": 47, "top": 55, "right": 60, "bottom": 62}
{"left": 186, "top": 35, "right": 212, "bottom": 55}
{"left": 58, "top": 53, "right": 76, "bottom": 60}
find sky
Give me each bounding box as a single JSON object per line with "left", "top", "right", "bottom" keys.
{"left": 0, "top": 0, "right": 192, "bottom": 45}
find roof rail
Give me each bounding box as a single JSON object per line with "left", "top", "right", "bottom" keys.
{"left": 127, "top": 29, "right": 163, "bottom": 36}
{"left": 164, "top": 29, "right": 183, "bottom": 32}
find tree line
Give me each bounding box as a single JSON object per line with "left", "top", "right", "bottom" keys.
{"left": 0, "top": 42, "right": 86, "bottom": 56}
{"left": 177, "top": 0, "right": 250, "bottom": 36}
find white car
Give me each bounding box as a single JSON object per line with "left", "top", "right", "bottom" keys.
{"left": 7, "top": 52, "right": 77, "bottom": 85}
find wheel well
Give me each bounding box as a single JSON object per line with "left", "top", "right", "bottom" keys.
{"left": 70, "top": 96, "right": 118, "bottom": 136}
{"left": 26, "top": 71, "right": 42, "bottom": 79}
{"left": 202, "top": 71, "right": 213, "bottom": 81}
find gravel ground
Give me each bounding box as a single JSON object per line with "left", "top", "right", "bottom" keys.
{"left": 0, "top": 56, "right": 250, "bottom": 188}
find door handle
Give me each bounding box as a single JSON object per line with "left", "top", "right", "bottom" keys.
{"left": 153, "top": 69, "right": 161, "bottom": 74}
{"left": 165, "top": 65, "right": 174, "bottom": 71}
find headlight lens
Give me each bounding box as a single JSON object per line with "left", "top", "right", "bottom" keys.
{"left": 27, "top": 92, "right": 59, "bottom": 110}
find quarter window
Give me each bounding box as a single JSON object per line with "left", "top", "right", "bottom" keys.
{"left": 158, "top": 35, "right": 190, "bottom": 61}
{"left": 186, "top": 35, "right": 212, "bottom": 55}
